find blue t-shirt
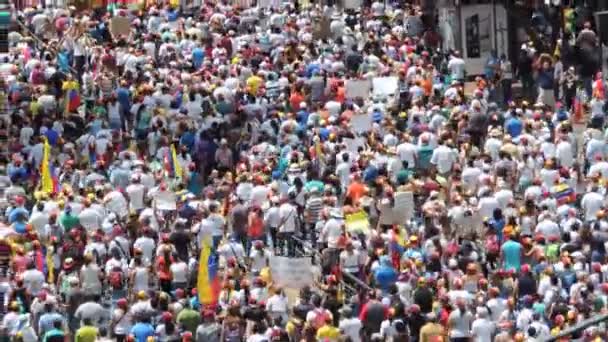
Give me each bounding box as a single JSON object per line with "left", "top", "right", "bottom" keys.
{"left": 192, "top": 48, "right": 205, "bottom": 69}
{"left": 374, "top": 265, "right": 398, "bottom": 293}
{"left": 505, "top": 117, "right": 523, "bottom": 138}
{"left": 130, "top": 323, "right": 155, "bottom": 342}
{"left": 501, "top": 240, "right": 522, "bottom": 272}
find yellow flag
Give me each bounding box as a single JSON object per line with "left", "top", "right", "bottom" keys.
{"left": 46, "top": 246, "right": 54, "bottom": 284}
{"left": 171, "top": 144, "right": 183, "bottom": 179}
{"left": 40, "top": 138, "right": 53, "bottom": 194}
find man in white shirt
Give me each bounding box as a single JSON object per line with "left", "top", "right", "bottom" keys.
{"left": 430, "top": 141, "right": 456, "bottom": 175}
{"left": 125, "top": 175, "right": 146, "bottom": 211}
{"left": 581, "top": 187, "right": 604, "bottom": 222}
{"left": 448, "top": 51, "right": 466, "bottom": 81}
{"left": 78, "top": 200, "right": 103, "bottom": 233}
{"left": 471, "top": 307, "right": 495, "bottom": 342}
{"left": 555, "top": 135, "right": 574, "bottom": 168}
{"left": 278, "top": 195, "right": 298, "bottom": 256}
{"left": 339, "top": 306, "right": 362, "bottom": 342}
{"left": 396, "top": 134, "right": 417, "bottom": 169}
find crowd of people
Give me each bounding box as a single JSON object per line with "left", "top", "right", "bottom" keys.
{"left": 2, "top": 0, "right": 608, "bottom": 341}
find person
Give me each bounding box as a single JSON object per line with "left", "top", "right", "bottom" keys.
{"left": 176, "top": 303, "right": 201, "bottom": 334}
{"left": 448, "top": 51, "right": 466, "bottom": 83}
{"left": 4, "top": 2, "right": 608, "bottom": 342}
{"left": 316, "top": 315, "right": 341, "bottom": 341}
{"left": 130, "top": 317, "right": 155, "bottom": 342}
{"left": 419, "top": 312, "right": 446, "bottom": 342}
{"left": 196, "top": 310, "right": 221, "bottom": 342}
{"left": 339, "top": 306, "right": 362, "bottom": 342}
{"left": 75, "top": 318, "right": 98, "bottom": 342}
{"left": 501, "top": 232, "right": 523, "bottom": 272}
{"left": 42, "top": 320, "right": 65, "bottom": 342}
{"left": 500, "top": 54, "right": 513, "bottom": 105}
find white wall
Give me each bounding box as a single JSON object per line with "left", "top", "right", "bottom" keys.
{"left": 460, "top": 4, "right": 509, "bottom": 76}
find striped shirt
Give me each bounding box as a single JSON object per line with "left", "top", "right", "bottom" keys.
{"left": 305, "top": 196, "right": 324, "bottom": 224}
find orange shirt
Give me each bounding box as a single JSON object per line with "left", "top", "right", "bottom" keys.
{"left": 289, "top": 91, "right": 304, "bottom": 111}
{"left": 346, "top": 182, "right": 366, "bottom": 205}
{"left": 336, "top": 86, "right": 346, "bottom": 103}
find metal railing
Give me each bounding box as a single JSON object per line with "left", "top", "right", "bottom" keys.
{"left": 14, "top": 17, "right": 79, "bottom": 76}
{"left": 291, "top": 235, "right": 373, "bottom": 296}
{"left": 544, "top": 313, "right": 608, "bottom": 342}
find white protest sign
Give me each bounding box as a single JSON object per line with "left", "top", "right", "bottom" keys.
{"left": 258, "top": 0, "right": 272, "bottom": 8}
{"left": 154, "top": 191, "right": 177, "bottom": 211}
{"left": 344, "top": 137, "right": 366, "bottom": 154}
{"left": 343, "top": 0, "right": 362, "bottom": 9}
{"left": 393, "top": 191, "right": 414, "bottom": 224}
{"left": 345, "top": 79, "right": 371, "bottom": 99}
{"left": 270, "top": 256, "right": 314, "bottom": 289}
{"left": 350, "top": 113, "right": 373, "bottom": 133}
{"left": 377, "top": 198, "right": 395, "bottom": 226}
{"left": 373, "top": 76, "right": 399, "bottom": 96}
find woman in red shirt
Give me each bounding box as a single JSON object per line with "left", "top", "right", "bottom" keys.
{"left": 247, "top": 206, "right": 265, "bottom": 254}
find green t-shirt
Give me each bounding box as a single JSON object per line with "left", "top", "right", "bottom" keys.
{"left": 60, "top": 213, "right": 79, "bottom": 230}
{"left": 177, "top": 308, "right": 201, "bottom": 333}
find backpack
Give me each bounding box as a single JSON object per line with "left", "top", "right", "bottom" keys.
{"left": 109, "top": 266, "right": 124, "bottom": 289}
{"left": 312, "top": 308, "right": 330, "bottom": 329}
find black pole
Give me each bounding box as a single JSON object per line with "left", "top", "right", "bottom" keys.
{"left": 492, "top": 0, "right": 497, "bottom": 52}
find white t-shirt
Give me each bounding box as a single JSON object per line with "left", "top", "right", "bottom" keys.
{"left": 472, "top": 318, "right": 495, "bottom": 342}
{"left": 448, "top": 57, "right": 466, "bottom": 79}
{"left": 430, "top": 145, "right": 456, "bottom": 174}
{"left": 582, "top": 192, "right": 604, "bottom": 221}
{"left": 265, "top": 294, "right": 288, "bottom": 315}
{"left": 556, "top": 141, "right": 574, "bottom": 168}
{"left": 22, "top": 269, "right": 45, "bottom": 296}
{"left": 249, "top": 248, "right": 272, "bottom": 273}
{"left": 113, "top": 309, "right": 132, "bottom": 336}
{"left": 448, "top": 309, "right": 473, "bottom": 338}
{"left": 278, "top": 203, "right": 297, "bottom": 233}
{"left": 396, "top": 142, "right": 416, "bottom": 168}
{"left": 133, "top": 237, "right": 156, "bottom": 265}
{"left": 339, "top": 318, "right": 362, "bottom": 342}
{"left": 170, "top": 261, "right": 188, "bottom": 283}
{"left": 126, "top": 183, "right": 146, "bottom": 210}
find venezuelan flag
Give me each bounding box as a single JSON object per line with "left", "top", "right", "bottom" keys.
{"left": 40, "top": 138, "right": 53, "bottom": 194}
{"left": 63, "top": 80, "right": 80, "bottom": 113}
{"left": 197, "top": 238, "right": 220, "bottom": 306}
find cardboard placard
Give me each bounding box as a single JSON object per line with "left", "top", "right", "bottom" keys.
{"left": 345, "top": 79, "right": 371, "bottom": 99}
{"left": 350, "top": 113, "right": 373, "bottom": 133}
{"left": 269, "top": 256, "right": 314, "bottom": 289}
{"left": 373, "top": 76, "right": 399, "bottom": 96}
{"left": 313, "top": 17, "right": 331, "bottom": 40}
{"left": 110, "top": 17, "right": 131, "bottom": 40}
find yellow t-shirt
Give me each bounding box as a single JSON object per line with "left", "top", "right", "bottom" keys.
{"left": 246, "top": 75, "right": 264, "bottom": 95}
{"left": 75, "top": 325, "right": 98, "bottom": 342}
{"left": 30, "top": 101, "right": 41, "bottom": 116}
{"left": 316, "top": 324, "right": 341, "bottom": 341}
